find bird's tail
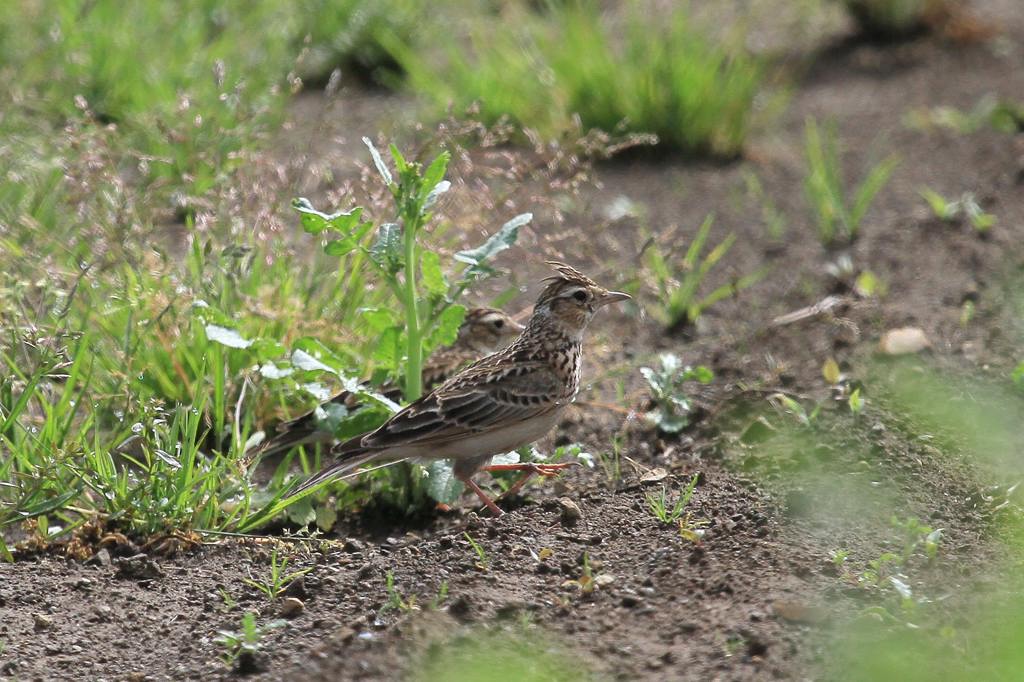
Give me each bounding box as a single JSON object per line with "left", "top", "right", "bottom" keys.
{"left": 288, "top": 437, "right": 378, "bottom": 497}
{"left": 257, "top": 417, "right": 333, "bottom": 459}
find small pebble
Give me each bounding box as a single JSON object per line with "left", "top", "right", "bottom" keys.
{"left": 280, "top": 597, "right": 304, "bottom": 618}
{"left": 558, "top": 497, "right": 583, "bottom": 525}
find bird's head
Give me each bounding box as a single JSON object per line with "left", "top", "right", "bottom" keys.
{"left": 532, "top": 261, "right": 630, "bottom": 339}
{"left": 458, "top": 307, "right": 525, "bottom": 353}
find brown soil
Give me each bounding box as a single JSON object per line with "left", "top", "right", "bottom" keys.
{"left": 3, "top": 3, "right": 1024, "bottom": 681}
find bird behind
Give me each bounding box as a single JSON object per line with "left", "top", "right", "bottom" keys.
{"left": 258, "top": 307, "right": 522, "bottom": 458}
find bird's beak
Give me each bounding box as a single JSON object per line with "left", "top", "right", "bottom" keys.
{"left": 507, "top": 319, "right": 526, "bottom": 333}
{"left": 598, "top": 290, "right": 631, "bottom": 307}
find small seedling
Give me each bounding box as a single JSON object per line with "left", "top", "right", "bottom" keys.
{"left": 215, "top": 611, "right": 286, "bottom": 666}
{"left": 848, "top": 388, "right": 865, "bottom": 418}
{"left": 463, "top": 532, "right": 489, "bottom": 571}
{"left": 768, "top": 393, "right": 820, "bottom": 427}
{"left": 743, "top": 171, "right": 787, "bottom": 241}
{"left": 831, "top": 549, "right": 850, "bottom": 568}
{"left": 920, "top": 187, "right": 996, "bottom": 231}
{"left": 219, "top": 588, "right": 238, "bottom": 612}
{"left": 640, "top": 353, "right": 713, "bottom": 433}
{"left": 645, "top": 215, "right": 766, "bottom": 328}
{"left": 562, "top": 552, "right": 596, "bottom": 594}
{"left": 428, "top": 581, "right": 449, "bottom": 610}
{"left": 595, "top": 435, "right": 624, "bottom": 487}
{"left": 677, "top": 512, "right": 708, "bottom": 544}
{"left": 243, "top": 548, "right": 314, "bottom": 603}
{"left": 920, "top": 187, "right": 958, "bottom": 221}
{"left": 803, "top": 117, "right": 899, "bottom": 245}
{"left": 646, "top": 473, "right": 700, "bottom": 525}
{"left": 383, "top": 570, "right": 417, "bottom": 612}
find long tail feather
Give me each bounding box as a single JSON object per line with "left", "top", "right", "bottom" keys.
{"left": 257, "top": 419, "right": 332, "bottom": 458}
{"left": 289, "top": 447, "right": 378, "bottom": 496}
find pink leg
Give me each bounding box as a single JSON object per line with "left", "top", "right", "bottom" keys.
{"left": 460, "top": 476, "right": 504, "bottom": 517}
{"left": 483, "top": 462, "right": 577, "bottom": 500}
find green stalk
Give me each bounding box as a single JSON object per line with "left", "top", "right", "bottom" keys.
{"left": 402, "top": 212, "right": 423, "bottom": 401}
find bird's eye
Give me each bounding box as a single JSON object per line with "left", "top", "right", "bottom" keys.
{"left": 493, "top": 320, "right": 504, "bottom": 329}
{"left": 572, "top": 290, "right": 589, "bottom": 303}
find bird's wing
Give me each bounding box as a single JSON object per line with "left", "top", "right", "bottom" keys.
{"left": 357, "top": 360, "right": 563, "bottom": 450}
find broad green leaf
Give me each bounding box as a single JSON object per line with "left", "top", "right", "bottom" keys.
{"left": 454, "top": 213, "right": 532, "bottom": 278}
{"left": 372, "top": 327, "right": 402, "bottom": 367}
{"left": 204, "top": 324, "right": 252, "bottom": 349}
{"left": 362, "top": 307, "right": 399, "bottom": 333}
{"left": 324, "top": 219, "right": 373, "bottom": 258}
{"left": 286, "top": 496, "right": 316, "bottom": 527}
{"left": 315, "top": 503, "right": 337, "bottom": 533}
{"left": 0, "top": 536, "right": 12, "bottom": 562}
{"left": 423, "top": 181, "right": 451, "bottom": 212}
{"left": 364, "top": 137, "right": 393, "bottom": 186}
{"left": 369, "top": 222, "right": 403, "bottom": 273}
{"left": 420, "top": 251, "right": 447, "bottom": 296}
{"left": 292, "top": 198, "right": 364, "bottom": 234}
{"left": 335, "top": 405, "right": 391, "bottom": 441}
{"left": 425, "top": 461, "right": 464, "bottom": 505}
{"left": 427, "top": 304, "right": 466, "bottom": 350}
{"left": 291, "top": 349, "right": 339, "bottom": 375}
{"left": 291, "top": 337, "right": 349, "bottom": 372}
{"left": 249, "top": 338, "right": 286, "bottom": 363}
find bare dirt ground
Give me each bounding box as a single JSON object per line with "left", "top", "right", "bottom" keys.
{"left": 2, "top": 3, "right": 1024, "bottom": 680}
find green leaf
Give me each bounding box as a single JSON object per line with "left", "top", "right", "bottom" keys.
{"left": 291, "top": 337, "right": 350, "bottom": 372}
{"left": 427, "top": 304, "right": 466, "bottom": 350}
{"left": 315, "top": 503, "right": 337, "bottom": 533}
{"left": 919, "top": 187, "right": 954, "bottom": 220}
{"left": 420, "top": 152, "right": 451, "bottom": 210}
{"left": 292, "top": 198, "right": 364, "bottom": 234}
{"left": 204, "top": 324, "right": 252, "bottom": 349}
{"left": 0, "top": 535, "right": 12, "bottom": 562}
{"left": 372, "top": 327, "right": 403, "bottom": 367}
{"left": 388, "top": 143, "right": 408, "bottom": 173}
{"left": 324, "top": 221, "right": 373, "bottom": 257}
{"left": 369, "top": 223, "right": 403, "bottom": 273}
{"left": 364, "top": 137, "right": 393, "bottom": 186}
{"left": 420, "top": 251, "right": 447, "bottom": 296}
{"left": 850, "top": 155, "right": 899, "bottom": 233}
{"left": 362, "top": 307, "right": 399, "bottom": 333}
{"left": 425, "top": 461, "right": 464, "bottom": 505}
{"left": 334, "top": 405, "right": 391, "bottom": 441}
{"left": 454, "top": 213, "right": 532, "bottom": 278}
{"left": 285, "top": 496, "right": 316, "bottom": 527}
{"left": 689, "top": 365, "right": 714, "bottom": 383}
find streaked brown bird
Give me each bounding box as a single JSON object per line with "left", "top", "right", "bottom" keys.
{"left": 291, "top": 262, "right": 630, "bottom": 515}
{"left": 259, "top": 308, "right": 523, "bottom": 457}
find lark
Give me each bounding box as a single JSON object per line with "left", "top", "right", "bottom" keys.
{"left": 259, "top": 308, "right": 524, "bottom": 457}
{"left": 291, "top": 262, "right": 630, "bottom": 515}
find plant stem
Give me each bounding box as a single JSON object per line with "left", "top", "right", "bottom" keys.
{"left": 403, "top": 214, "right": 422, "bottom": 401}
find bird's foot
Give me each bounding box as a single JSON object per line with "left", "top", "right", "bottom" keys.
{"left": 483, "top": 461, "right": 578, "bottom": 476}
{"left": 485, "top": 461, "right": 579, "bottom": 501}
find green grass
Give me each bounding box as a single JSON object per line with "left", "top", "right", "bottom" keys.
{"left": 646, "top": 473, "right": 700, "bottom": 525}
{"left": 0, "top": 0, "right": 432, "bottom": 203}
{"left": 644, "top": 215, "right": 767, "bottom": 328}
{"left": 803, "top": 118, "right": 899, "bottom": 245}
{"left": 391, "top": 2, "right": 765, "bottom": 157}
